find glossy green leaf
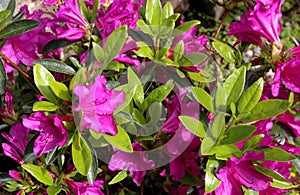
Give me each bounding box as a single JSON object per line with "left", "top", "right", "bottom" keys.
{"left": 205, "top": 158, "right": 221, "bottom": 193}
{"left": 224, "top": 66, "right": 246, "bottom": 109}
{"left": 142, "top": 83, "right": 174, "bottom": 112}
{"left": 78, "top": 0, "right": 90, "bottom": 22}
{"left": 108, "top": 168, "right": 128, "bottom": 185}
{"left": 31, "top": 59, "right": 76, "bottom": 75}
{"left": 245, "top": 100, "right": 290, "bottom": 121}
{"left": 238, "top": 77, "right": 264, "bottom": 114}
{"left": 135, "top": 41, "right": 154, "bottom": 59}
{"left": 187, "top": 71, "right": 215, "bottom": 83}
{"left": 179, "top": 115, "right": 205, "bottom": 138}
{"left": 255, "top": 165, "right": 292, "bottom": 189}
{"left": 178, "top": 52, "right": 207, "bottom": 66}
{"left": 212, "top": 40, "right": 237, "bottom": 63}
{"left": 114, "top": 84, "right": 135, "bottom": 113}
{"left": 42, "top": 39, "right": 73, "bottom": 54}
{"left": 215, "top": 144, "right": 242, "bottom": 160}
{"left": 192, "top": 87, "right": 214, "bottom": 113}
{"left": 173, "top": 40, "right": 184, "bottom": 62}
{"left": 87, "top": 146, "right": 98, "bottom": 185}
{"left": 33, "top": 101, "right": 59, "bottom": 112}
{"left": 0, "top": 10, "right": 10, "bottom": 30}
{"left": 220, "top": 125, "right": 256, "bottom": 144}
{"left": 0, "top": 58, "right": 6, "bottom": 95}
{"left": 210, "top": 113, "right": 225, "bottom": 140}
{"left": 128, "top": 28, "right": 152, "bottom": 46}
{"left": 174, "top": 20, "right": 200, "bottom": 35}
{"left": 201, "top": 137, "right": 216, "bottom": 155}
{"left": 47, "top": 186, "right": 62, "bottom": 195}
{"left": 136, "top": 20, "right": 153, "bottom": 36}
{"left": 214, "top": 83, "right": 226, "bottom": 112}
{"left": 242, "top": 134, "right": 264, "bottom": 152}
{"left": 103, "top": 26, "right": 127, "bottom": 67}
{"left": 263, "top": 147, "right": 296, "bottom": 162}
{"left": 49, "top": 81, "right": 71, "bottom": 101}
{"left": 0, "top": 19, "right": 40, "bottom": 39}
{"left": 72, "top": 132, "right": 92, "bottom": 176}
{"left": 33, "top": 64, "right": 59, "bottom": 104}
{"left": 92, "top": 42, "right": 105, "bottom": 64}
{"left": 180, "top": 172, "right": 203, "bottom": 186}
{"left": 145, "top": 0, "right": 161, "bottom": 25}
{"left": 21, "top": 164, "right": 54, "bottom": 186}
{"left": 161, "top": 1, "right": 173, "bottom": 20}
{"left": 70, "top": 68, "right": 86, "bottom": 90}
{"left": 128, "top": 67, "right": 144, "bottom": 105}
{"left": 103, "top": 126, "right": 133, "bottom": 152}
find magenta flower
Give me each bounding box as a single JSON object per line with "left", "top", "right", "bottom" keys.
{"left": 73, "top": 75, "right": 124, "bottom": 135}
{"left": 108, "top": 142, "right": 154, "bottom": 185}
{"left": 229, "top": 0, "right": 284, "bottom": 45}
{"left": 9, "top": 170, "right": 23, "bottom": 180}
{"left": 0, "top": 6, "right": 54, "bottom": 73}
{"left": 1, "top": 123, "right": 30, "bottom": 164}
{"left": 96, "top": 0, "right": 142, "bottom": 38}
{"left": 22, "top": 112, "right": 69, "bottom": 157}
{"left": 169, "top": 137, "right": 200, "bottom": 181}
{"left": 214, "top": 152, "right": 272, "bottom": 194}
{"left": 43, "top": 0, "right": 59, "bottom": 6}
{"left": 54, "top": 0, "right": 89, "bottom": 41}
{"left": 66, "top": 180, "right": 104, "bottom": 195}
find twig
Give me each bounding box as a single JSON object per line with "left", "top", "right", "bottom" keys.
{"left": 0, "top": 52, "right": 40, "bottom": 94}
{"left": 214, "top": 9, "right": 229, "bottom": 39}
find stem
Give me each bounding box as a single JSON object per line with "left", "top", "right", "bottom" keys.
{"left": 0, "top": 52, "right": 40, "bottom": 94}
{"left": 214, "top": 9, "right": 229, "bottom": 39}
{"left": 105, "top": 180, "right": 110, "bottom": 195}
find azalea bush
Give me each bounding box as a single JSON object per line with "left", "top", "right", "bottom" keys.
{"left": 0, "top": 0, "right": 299, "bottom": 194}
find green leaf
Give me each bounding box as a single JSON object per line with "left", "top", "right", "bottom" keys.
{"left": 128, "top": 28, "right": 152, "bottom": 46}
{"left": 108, "top": 168, "right": 128, "bottom": 185}
{"left": 205, "top": 157, "right": 221, "bottom": 193}
{"left": 31, "top": 59, "right": 76, "bottom": 75}
{"left": 212, "top": 40, "right": 237, "bottom": 63}
{"left": 174, "top": 20, "right": 200, "bottom": 35}
{"left": 128, "top": 68, "right": 143, "bottom": 106}
{"left": 0, "top": 58, "right": 6, "bottom": 95}
{"left": 134, "top": 42, "right": 154, "bottom": 59}
{"left": 214, "top": 83, "right": 226, "bottom": 112}
{"left": 145, "top": 0, "right": 161, "bottom": 25}
{"left": 47, "top": 186, "right": 62, "bottom": 195}
{"left": 192, "top": 87, "right": 214, "bottom": 113}
{"left": 173, "top": 40, "right": 184, "bottom": 62}
{"left": 91, "top": 0, "right": 100, "bottom": 22}
{"left": 161, "top": 1, "right": 173, "bottom": 20}
{"left": 33, "top": 64, "right": 59, "bottom": 104}
{"left": 103, "top": 26, "right": 127, "bottom": 67}
{"left": 42, "top": 39, "right": 73, "bottom": 54}
{"left": 263, "top": 147, "right": 296, "bottom": 162}
{"left": 70, "top": 68, "right": 86, "bottom": 90}
{"left": 78, "top": 0, "right": 90, "bottom": 22}
{"left": 180, "top": 172, "right": 203, "bottom": 186}
{"left": 178, "top": 52, "right": 207, "bottom": 66}
{"left": 245, "top": 100, "right": 290, "bottom": 121}
{"left": 72, "top": 132, "right": 92, "bottom": 176}
{"left": 187, "top": 71, "right": 215, "bottom": 83}
{"left": 255, "top": 165, "right": 292, "bottom": 189}
{"left": 87, "top": 146, "right": 98, "bottom": 185}
{"left": 215, "top": 144, "right": 242, "bottom": 160}
{"left": 0, "top": 10, "right": 10, "bottom": 30}
{"left": 103, "top": 126, "right": 133, "bottom": 152}
{"left": 200, "top": 137, "right": 215, "bottom": 155}
{"left": 220, "top": 125, "right": 256, "bottom": 144}
{"left": 224, "top": 66, "right": 246, "bottom": 109}
{"left": 33, "top": 101, "right": 59, "bottom": 112}
{"left": 21, "top": 164, "right": 54, "bottom": 186}
{"left": 179, "top": 115, "right": 205, "bottom": 138}
{"left": 114, "top": 84, "right": 135, "bottom": 113}
{"left": 49, "top": 81, "right": 71, "bottom": 101}
{"left": 238, "top": 78, "right": 264, "bottom": 114}
{"left": 92, "top": 42, "right": 105, "bottom": 64}
{"left": 142, "top": 83, "right": 174, "bottom": 112}
{"left": 136, "top": 20, "right": 153, "bottom": 36}
{"left": 0, "top": 19, "right": 40, "bottom": 39}
{"left": 242, "top": 134, "right": 264, "bottom": 152}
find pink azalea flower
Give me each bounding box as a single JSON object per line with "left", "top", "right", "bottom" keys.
{"left": 108, "top": 142, "right": 154, "bottom": 185}
{"left": 43, "top": 0, "right": 60, "bottom": 6}
{"left": 0, "top": 6, "right": 54, "bottom": 73}
{"left": 66, "top": 180, "right": 104, "bottom": 195}
{"left": 54, "top": 0, "right": 89, "bottom": 41}
{"left": 22, "top": 112, "right": 69, "bottom": 157}
{"left": 73, "top": 75, "right": 125, "bottom": 135}
{"left": 1, "top": 123, "right": 30, "bottom": 164}
{"left": 214, "top": 152, "right": 272, "bottom": 194}
{"left": 229, "top": 0, "right": 284, "bottom": 45}
{"left": 9, "top": 170, "right": 23, "bottom": 180}
{"left": 169, "top": 137, "right": 200, "bottom": 181}
{"left": 96, "top": 0, "right": 142, "bottom": 38}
